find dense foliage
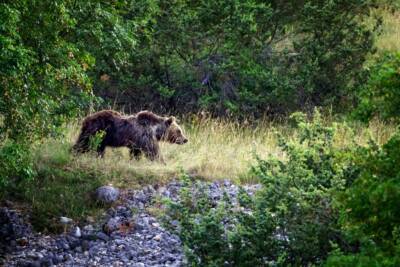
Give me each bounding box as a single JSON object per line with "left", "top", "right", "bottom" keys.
{"left": 163, "top": 111, "right": 359, "bottom": 265}
{"left": 96, "top": 0, "right": 379, "bottom": 116}
{"left": 355, "top": 52, "right": 400, "bottom": 122}
{"left": 0, "top": 1, "right": 93, "bottom": 143}
{"left": 0, "top": 0, "right": 138, "bottom": 189}
{"left": 164, "top": 110, "right": 400, "bottom": 266}
{"left": 2, "top": 1, "right": 379, "bottom": 119}
{"left": 326, "top": 129, "right": 400, "bottom": 266}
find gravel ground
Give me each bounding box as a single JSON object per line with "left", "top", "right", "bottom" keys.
{"left": 1, "top": 180, "right": 260, "bottom": 267}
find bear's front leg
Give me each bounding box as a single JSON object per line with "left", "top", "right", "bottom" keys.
{"left": 143, "top": 145, "right": 165, "bottom": 164}
{"left": 97, "top": 142, "right": 106, "bottom": 158}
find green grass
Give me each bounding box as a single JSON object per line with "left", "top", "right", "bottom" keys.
{"left": 19, "top": 114, "right": 396, "bottom": 232}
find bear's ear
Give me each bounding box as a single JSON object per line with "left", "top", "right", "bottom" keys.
{"left": 165, "top": 116, "right": 175, "bottom": 127}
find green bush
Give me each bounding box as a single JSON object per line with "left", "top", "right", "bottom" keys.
{"left": 0, "top": 0, "right": 127, "bottom": 191}
{"left": 0, "top": 1, "right": 95, "bottom": 143}
{"left": 355, "top": 52, "right": 400, "bottom": 122}
{"left": 94, "top": 0, "right": 380, "bottom": 116}
{"left": 164, "top": 110, "right": 358, "bottom": 266}
{"left": 250, "top": 110, "right": 358, "bottom": 265}
{"left": 326, "top": 128, "right": 400, "bottom": 266}
{"left": 0, "top": 141, "right": 34, "bottom": 196}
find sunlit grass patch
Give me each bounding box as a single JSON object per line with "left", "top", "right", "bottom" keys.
{"left": 375, "top": 8, "right": 400, "bottom": 52}
{"left": 36, "top": 115, "right": 397, "bottom": 186}
{"left": 24, "top": 114, "right": 396, "bottom": 231}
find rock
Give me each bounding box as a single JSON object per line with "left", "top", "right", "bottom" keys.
{"left": 96, "top": 232, "right": 110, "bottom": 242}
{"left": 103, "top": 216, "right": 133, "bottom": 235}
{"left": 85, "top": 216, "right": 95, "bottom": 224}
{"left": 5, "top": 180, "right": 257, "bottom": 267}
{"left": 0, "top": 207, "right": 32, "bottom": 248}
{"left": 51, "top": 254, "right": 62, "bottom": 265}
{"left": 72, "top": 226, "right": 81, "bottom": 238}
{"left": 39, "top": 256, "right": 53, "bottom": 267}
{"left": 16, "top": 237, "right": 29, "bottom": 246}
{"left": 27, "top": 261, "right": 41, "bottom": 267}
{"left": 59, "top": 216, "right": 73, "bottom": 225}
{"left": 128, "top": 249, "right": 138, "bottom": 260}
{"left": 95, "top": 185, "right": 120, "bottom": 204}
{"left": 67, "top": 237, "right": 81, "bottom": 250}
{"left": 81, "top": 240, "right": 90, "bottom": 251}
{"left": 102, "top": 217, "right": 121, "bottom": 234}
{"left": 153, "top": 234, "right": 162, "bottom": 241}
{"left": 16, "top": 260, "right": 30, "bottom": 267}
{"left": 171, "top": 220, "right": 179, "bottom": 227}
{"left": 83, "top": 224, "right": 94, "bottom": 231}
{"left": 27, "top": 251, "right": 43, "bottom": 260}
{"left": 81, "top": 233, "right": 97, "bottom": 241}
{"left": 64, "top": 254, "right": 73, "bottom": 261}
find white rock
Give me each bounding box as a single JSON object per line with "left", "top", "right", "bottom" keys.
{"left": 60, "top": 216, "right": 73, "bottom": 224}
{"left": 73, "top": 226, "right": 81, "bottom": 237}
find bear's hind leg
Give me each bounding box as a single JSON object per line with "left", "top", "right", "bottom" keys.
{"left": 73, "top": 135, "right": 90, "bottom": 154}
{"left": 129, "top": 147, "right": 142, "bottom": 160}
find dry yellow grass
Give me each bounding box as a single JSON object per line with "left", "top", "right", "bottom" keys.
{"left": 34, "top": 116, "right": 397, "bottom": 189}
{"left": 375, "top": 8, "right": 400, "bottom": 52}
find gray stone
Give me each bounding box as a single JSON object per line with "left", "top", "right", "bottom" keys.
{"left": 103, "top": 217, "right": 121, "bottom": 234}
{"left": 5, "top": 180, "right": 255, "bottom": 267}
{"left": 83, "top": 224, "right": 94, "bottom": 231}
{"left": 96, "top": 232, "right": 110, "bottom": 242}
{"left": 95, "top": 185, "right": 120, "bottom": 204}
{"left": 28, "top": 261, "right": 41, "bottom": 267}
{"left": 81, "top": 240, "right": 90, "bottom": 251}
{"left": 39, "top": 256, "right": 53, "bottom": 267}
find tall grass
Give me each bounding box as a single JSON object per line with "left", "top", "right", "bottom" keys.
{"left": 375, "top": 8, "right": 400, "bottom": 52}
{"left": 24, "top": 115, "right": 396, "bottom": 231}
{"left": 35, "top": 116, "right": 396, "bottom": 186}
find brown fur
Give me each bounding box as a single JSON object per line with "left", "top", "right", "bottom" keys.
{"left": 73, "top": 110, "right": 188, "bottom": 161}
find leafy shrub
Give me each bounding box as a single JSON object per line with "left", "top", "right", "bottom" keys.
{"left": 326, "top": 128, "right": 400, "bottom": 266}
{"left": 0, "top": 1, "right": 109, "bottom": 191}
{"left": 0, "top": 2, "right": 96, "bottom": 143}
{"left": 0, "top": 141, "right": 35, "bottom": 196}
{"left": 94, "top": 0, "right": 380, "bottom": 116}
{"left": 164, "top": 110, "right": 358, "bottom": 266}
{"left": 88, "top": 130, "right": 106, "bottom": 151}
{"left": 250, "top": 110, "right": 358, "bottom": 265}
{"left": 355, "top": 52, "right": 400, "bottom": 122}
{"left": 163, "top": 173, "right": 275, "bottom": 266}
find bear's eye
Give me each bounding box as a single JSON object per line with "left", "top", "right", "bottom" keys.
{"left": 177, "top": 130, "right": 181, "bottom": 134}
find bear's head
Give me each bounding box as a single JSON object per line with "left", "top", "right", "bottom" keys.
{"left": 164, "top": 117, "right": 188, "bottom": 145}
{"left": 136, "top": 111, "right": 188, "bottom": 145}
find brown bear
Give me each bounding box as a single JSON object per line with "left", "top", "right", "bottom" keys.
{"left": 73, "top": 110, "right": 188, "bottom": 161}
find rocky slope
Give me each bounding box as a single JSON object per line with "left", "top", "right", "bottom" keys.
{"left": 1, "top": 180, "right": 259, "bottom": 267}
